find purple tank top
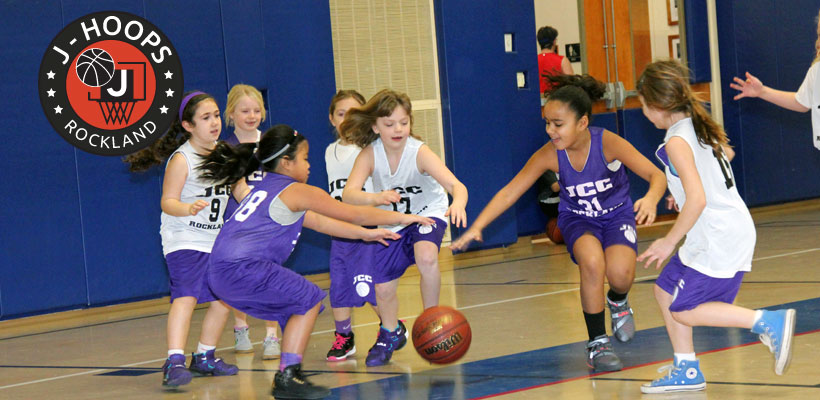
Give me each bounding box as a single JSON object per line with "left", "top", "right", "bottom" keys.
{"left": 557, "top": 127, "right": 632, "bottom": 218}
{"left": 211, "top": 173, "right": 304, "bottom": 265}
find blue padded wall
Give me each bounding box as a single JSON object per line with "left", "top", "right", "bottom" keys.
{"left": 717, "top": 0, "right": 820, "bottom": 207}
{"left": 500, "top": 1, "right": 553, "bottom": 237}
{"left": 0, "top": 0, "right": 89, "bottom": 318}
{"left": 434, "top": 0, "right": 518, "bottom": 250}
{"left": 683, "top": 0, "right": 711, "bottom": 83}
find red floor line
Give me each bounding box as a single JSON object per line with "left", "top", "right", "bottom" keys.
{"left": 469, "top": 328, "right": 820, "bottom": 400}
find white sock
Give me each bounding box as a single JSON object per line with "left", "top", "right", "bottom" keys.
{"left": 168, "top": 349, "right": 184, "bottom": 357}
{"left": 753, "top": 310, "right": 764, "bottom": 325}
{"left": 197, "top": 342, "right": 216, "bottom": 354}
{"left": 674, "top": 352, "right": 697, "bottom": 365}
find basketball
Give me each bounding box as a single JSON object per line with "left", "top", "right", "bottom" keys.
{"left": 76, "top": 48, "right": 116, "bottom": 87}
{"left": 412, "top": 306, "right": 471, "bottom": 364}
{"left": 547, "top": 218, "right": 563, "bottom": 244}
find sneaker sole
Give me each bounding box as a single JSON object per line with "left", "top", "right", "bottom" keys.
{"left": 162, "top": 375, "right": 192, "bottom": 387}
{"left": 775, "top": 309, "right": 796, "bottom": 375}
{"left": 234, "top": 348, "right": 254, "bottom": 354}
{"left": 640, "top": 382, "right": 706, "bottom": 394}
{"left": 327, "top": 346, "right": 356, "bottom": 361}
{"left": 272, "top": 388, "right": 331, "bottom": 399}
{"left": 263, "top": 352, "right": 281, "bottom": 360}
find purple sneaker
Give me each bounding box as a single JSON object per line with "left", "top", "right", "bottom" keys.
{"left": 189, "top": 349, "right": 239, "bottom": 376}
{"left": 366, "top": 325, "right": 403, "bottom": 367}
{"left": 162, "top": 354, "right": 192, "bottom": 387}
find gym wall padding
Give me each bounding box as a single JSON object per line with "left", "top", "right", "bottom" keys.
{"left": 717, "top": 0, "right": 820, "bottom": 206}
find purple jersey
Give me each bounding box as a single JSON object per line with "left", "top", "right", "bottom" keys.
{"left": 557, "top": 127, "right": 632, "bottom": 218}
{"left": 211, "top": 173, "right": 304, "bottom": 265}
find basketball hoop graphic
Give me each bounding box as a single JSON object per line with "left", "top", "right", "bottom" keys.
{"left": 39, "top": 11, "right": 184, "bottom": 156}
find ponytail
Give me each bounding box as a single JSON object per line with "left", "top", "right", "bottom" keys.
{"left": 198, "top": 124, "right": 306, "bottom": 184}
{"left": 814, "top": 8, "right": 820, "bottom": 65}
{"left": 124, "top": 91, "right": 215, "bottom": 172}
{"left": 637, "top": 60, "right": 727, "bottom": 151}
{"left": 545, "top": 74, "right": 606, "bottom": 120}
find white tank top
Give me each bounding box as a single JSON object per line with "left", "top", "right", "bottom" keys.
{"left": 160, "top": 141, "right": 230, "bottom": 255}
{"left": 371, "top": 137, "right": 449, "bottom": 232}
{"left": 324, "top": 140, "right": 373, "bottom": 201}
{"left": 657, "top": 118, "right": 756, "bottom": 277}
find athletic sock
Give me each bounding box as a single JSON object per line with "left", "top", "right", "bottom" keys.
{"left": 196, "top": 342, "right": 216, "bottom": 354}
{"left": 583, "top": 310, "right": 607, "bottom": 341}
{"left": 335, "top": 318, "right": 352, "bottom": 335}
{"left": 279, "top": 352, "right": 303, "bottom": 372}
{"left": 607, "top": 288, "right": 627, "bottom": 303}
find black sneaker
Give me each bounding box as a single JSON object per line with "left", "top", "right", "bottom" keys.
{"left": 272, "top": 364, "right": 330, "bottom": 399}
{"left": 395, "top": 320, "right": 409, "bottom": 350}
{"left": 326, "top": 331, "right": 356, "bottom": 361}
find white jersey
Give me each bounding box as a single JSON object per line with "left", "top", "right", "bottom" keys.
{"left": 795, "top": 61, "right": 820, "bottom": 150}
{"left": 324, "top": 140, "right": 373, "bottom": 200}
{"left": 656, "top": 118, "right": 755, "bottom": 278}
{"left": 160, "top": 141, "right": 230, "bottom": 255}
{"left": 371, "top": 137, "right": 449, "bottom": 232}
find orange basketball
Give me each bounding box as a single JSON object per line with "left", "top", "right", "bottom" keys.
{"left": 547, "top": 218, "right": 564, "bottom": 244}
{"left": 412, "top": 306, "right": 471, "bottom": 364}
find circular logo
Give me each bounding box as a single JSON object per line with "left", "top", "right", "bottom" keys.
{"left": 685, "top": 367, "right": 698, "bottom": 379}
{"left": 418, "top": 224, "right": 434, "bottom": 235}
{"left": 39, "top": 12, "right": 183, "bottom": 156}
{"left": 355, "top": 281, "right": 370, "bottom": 298}
{"left": 623, "top": 224, "right": 636, "bottom": 244}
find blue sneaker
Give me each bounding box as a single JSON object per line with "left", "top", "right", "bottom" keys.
{"left": 641, "top": 359, "right": 706, "bottom": 393}
{"left": 366, "top": 325, "right": 402, "bottom": 367}
{"left": 752, "top": 309, "right": 797, "bottom": 375}
{"left": 189, "top": 349, "right": 239, "bottom": 376}
{"left": 161, "top": 354, "right": 192, "bottom": 387}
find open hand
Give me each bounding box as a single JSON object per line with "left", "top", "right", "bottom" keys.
{"left": 449, "top": 228, "right": 482, "bottom": 252}
{"left": 445, "top": 205, "right": 467, "bottom": 228}
{"left": 633, "top": 196, "right": 657, "bottom": 225}
{"left": 363, "top": 228, "right": 401, "bottom": 246}
{"left": 637, "top": 237, "right": 675, "bottom": 269}
{"left": 730, "top": 72, "right": 763, "bottom": 100}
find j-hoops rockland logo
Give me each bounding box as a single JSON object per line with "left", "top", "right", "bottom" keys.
{"left": 39, "top": 11, "right": 183, "bottom": 156}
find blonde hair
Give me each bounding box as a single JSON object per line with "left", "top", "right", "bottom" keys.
{"left": 225, "top": 84, "right": 266, "bottom": 127}
{"left": 637, "top": 60, "right": 728, "bottom": 152}
{"left": 340, "top": 89, "right": 419, "bottom": 149}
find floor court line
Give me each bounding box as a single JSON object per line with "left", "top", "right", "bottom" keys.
{"left": 1, "top": 247, "right": 817, "bottom": 391}
{"left": 590, "top": 377, "right": 820, "bottom": 388}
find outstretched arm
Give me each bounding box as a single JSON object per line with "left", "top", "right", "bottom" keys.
{"left": 730, "top": 72, "right": 809, "bottom": 112}
{"left": 638, "top": 137, "right": 705, "bottom": 269}
{"left": 450, "top": 144, "right": 557, "bottom": 251}
{"left": 417, "top": 145, "right": 468, "bottom": 228}
{"left": 603, "top": 131, "right": 666, "bottom": 225}
{"left": 343, "top": 146, "right": 401, "bottom": 206}
{"left": 303, "top": 211, "right": 401, "bottom": 246}
{"left": 280, "top": 183, "right": 433, "bottom": 228}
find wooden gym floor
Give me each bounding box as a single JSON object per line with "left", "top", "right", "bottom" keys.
{"left": 2, "top": 199, "right": 820, "bottom": 399}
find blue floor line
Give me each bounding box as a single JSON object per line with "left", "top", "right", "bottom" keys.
{"left": 324, "top": 296, "right": 820, "bottom": 399}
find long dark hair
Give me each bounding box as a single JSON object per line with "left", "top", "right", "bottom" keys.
{"left": 124, "top": 91, "right": 215, "bottom": 171}
{"left": 637, "top": 60, "right": 728, "bottom": 151}
{"left": 544, "top": 74, "right": 606, "bottom": 121}
{"left": 199, "top": 124, "right": 306, "bottom": 185}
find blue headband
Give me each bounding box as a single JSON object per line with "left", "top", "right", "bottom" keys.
{"left": 179, "top": 91, "right": 206, "bottom": 121}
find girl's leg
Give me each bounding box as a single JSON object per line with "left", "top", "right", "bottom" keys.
{"left": 672, "top": 302, "right": 756, "bottom": 329}
{"left": 263, "top": 320, "right": 281, "bottom": 360}
{"left": 374, "top": 279, "right": 400, "bottom": 331}
{"left": 232, "top": 309, "right": 253, "bottom": 353}
{"left": 653, "top": 284, "right": 694, "bottom": 354}
{"left": 199, "top": 300, "right": 232, "bottom": 346}
{"left": 234, "top": 309, "right": 249, "bottom": 328}
{"left": 573, "top": 234, "right": 622, "bottom": 371}
{"left": 167, "top": 296, "right": 197, "bottom": 351}
{"left": 274, "top": 302, "right": 330, "bottom": 398}
{"left": 281, "top": 302, "right": 322, "bottom": 358}
{"left": 415, "top": 240, "right": 441, "bottom": 310}
{"left": 189, "top": 300, "right": 238, "bottom": 376}
{"left": 603, "top": 245, "right": 637, "bottom": 342}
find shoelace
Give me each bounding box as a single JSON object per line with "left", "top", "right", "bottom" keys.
{"left": 331, "top": 333, "right": 349, "bottom": 350}
{"left": 759, "top": 332, "right": 778, "bottom": 354}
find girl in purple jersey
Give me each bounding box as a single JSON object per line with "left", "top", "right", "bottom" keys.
{"left": 451, "top": 75, "right": 666, "bottom": 372}
{"left": 199, "top": 124, "right": 433, "bottom": 399}
{"left": 125, "top": 91, "right": 239, "bottom": 387}
{"left": 221, "top": 84, "right": 282, "bottom": 359}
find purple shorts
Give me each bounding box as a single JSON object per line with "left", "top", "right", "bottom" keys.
{"left": 165, "top": 250, "right": 217, "bottom": 303}
{"left": 656, "top": 254, "right": 745, "bottom": 312}
{"left": 207, "top": 258, "right": 327, "bottom": 329}
{"left": 373, "top": 218, "right": 447, "bottom": 284}
{"left": 329, "top": 237, "right": 379, "bottom": 308}
{"left": 558, "top": 206, "right": 637, "bottom": 264}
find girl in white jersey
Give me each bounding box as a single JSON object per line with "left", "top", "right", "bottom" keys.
{"left": 222, "top": 84, "right": 282, "bottom": 359}
{"left": 341, "top": 89, "right": 469, "bottom": 366}
{"left": 637, "top": 61, "right": 796, "bottom": 393}
{"left": 125, "top": 91, "right": 238, "bottom": 388}
{"left": 730, "top": 8, "right": 820, "bottom": 150}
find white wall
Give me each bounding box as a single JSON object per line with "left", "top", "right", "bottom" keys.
{"left": 648, "top": 0, "right": 681, "bottom": 61}
{"left": 533, "top": 0, "right": 582, "bottom": 72}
